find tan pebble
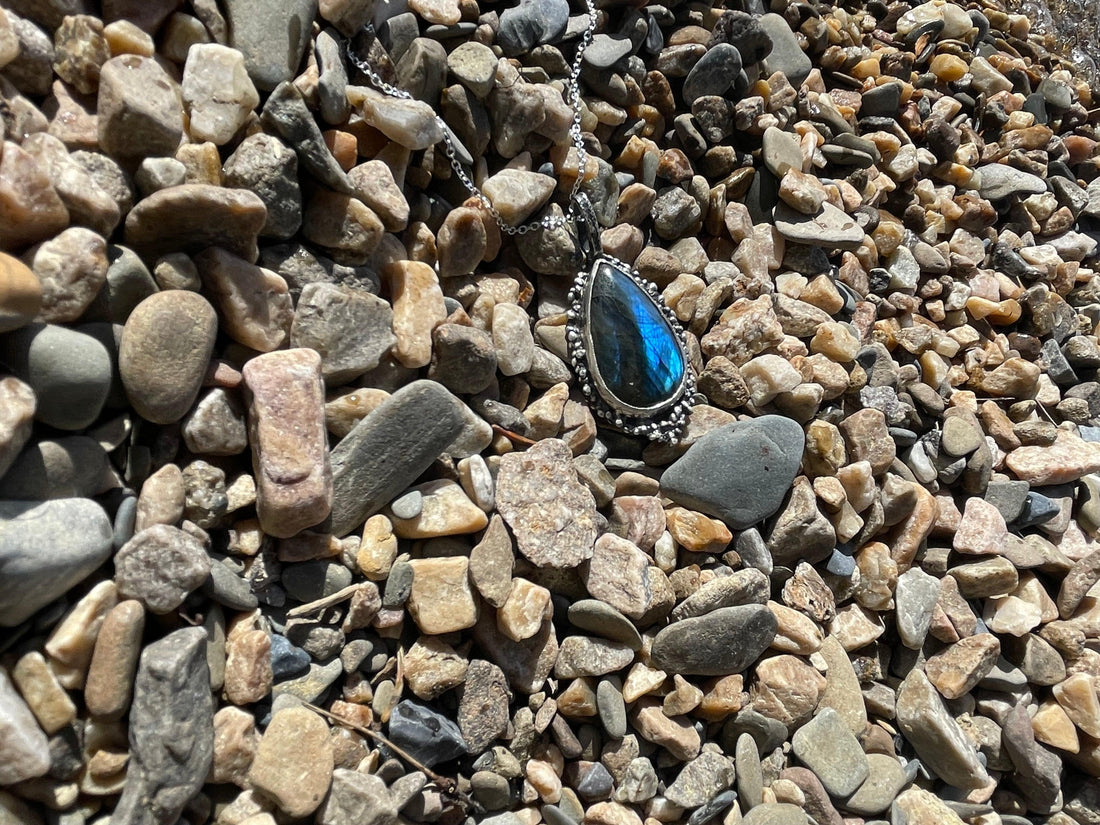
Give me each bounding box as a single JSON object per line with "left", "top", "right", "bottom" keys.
{"left": 558, "top": 677, "right": 599, "bottom": 717}
{"left": 247, "top": 706, "right": 334, "bottom": 818}
{"left": 406, "top": 557, "right": 478, "bottom": 634}
{"left": 662, "top": 674, "right": 703, "bottom": 717}
{"left": 622, "top": 663, "right": 667, "bottom": 703}
{"left": 0, "top": 252, "right": 43, "bottom": 332}
{"left": 356, "top": 514, "right": 397, "bottom": 581}
{"left": 952, "top": 497, "right": 1008, "bottom": 556}
{"left": 498, "top": 578, "right": 553, "bottom": 642}
{"left": 1054, "top": 672, "right": 1100, "bottom": 738}
{"left": 224, "top": 630, "right": 272, "bottom": 706}
{"left": 924, "top": 633, "right": 1000, "bottom": 699}
{"left": 196, "top": 248, "right": 292, "bottom": 352}
{"left": 323, "top": 388, "right": 389, "bottom": 438}
{"left": 135, "top": 463, "right": 185, "bottom": 532}
{"left": 242, "top": 348, "right": 332, "bottom": 539}
{"left": 664, "top": 507, "right": 732, "bottom": 553}
{"left": 584, "top": 801, "right": 644, "bottom": 825}
{"left": 1031, "top": 699, "right": 1079, "bottom": 753}
{"left": 44, "top": 581, "right": 118, "bottom": 688}
{"left": 930, "top": 54, "right": 968, "bottom": 81}
{"left": 389, "top": 480, "right": 488, "bottom": 538}
{"left": 102, "top": 20, "right": 154, "bottom": 56}
{"left": 526, "top": 759, "right": 561, "bottom": 803}
{"left": 211, "top": 705, "right": 260, "bottom": 786}
{"left": 697, "top": 674, "right": 744, "bottom": 721}
{"left": 402, "top": 636, "right": 468, "bottom": 701}
{"left": 385, "top": 260, "right": 446, "bottom": 369}
{"left": 11, "top": 652, "right": 76, "bottom": 735}
{"left": 768, "top": 601, "right": 824, "bottom": 655}
{"left": 828, "top": 603, "right": 885, "bottom": 651}
{"left": 632, "top": 699, "right": 701, "bottom": 760}
{"left": 0, "top": 141, "right": 70, "bottom": 249}
{"left": 749, "top": 654, "right": 826, "bottom": 729}
{"left": 84, "top": 600, "right": 145, "bottom": 721}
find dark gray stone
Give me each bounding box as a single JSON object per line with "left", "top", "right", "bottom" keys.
{"left": 388, "top": 700, "right": 468, "bottom": 768}
{"left": 112, "top": 627, "right": 213, "bottom": 825}
{"left": 282, "top": 560, "right": 354, "bottom": 605}
{"left": 457, "top": 660, "right": 510, "bottom": 752}
{"left": 223, "top": 133, "right": 303, "bottom": 239}
{"left": 661, "top": 416, "right": 805, "bottom": 530}
{"left": 682, "top": 43, "right": 742, "bottom": 103}
{"left": 201, "top": 560, "right": 259, "bottom": 611}
{"left": 270, "top": 634, "right": 311, "bottom": 680}
{"left": 650, "top": 604, "right": 777, "bottom": 675}
{"left": 114, "top": 524, "right": 212, "bottom": 614}
{"left": 329, "top": 380, "right": 466, "bottom": 536}
{"left": 262, "top": 81, "right": 353, "bottom": 194}
{"left": 429, "top": 323, "right": 498, "bottom": 394}
{"left": 497, "top": 0, "right": 569, "bottom": 55}
{"left": 83, "top": 246, "right": 158, "bottom": 325}
{"left": 710, "top": 10, "right": 772, "bottom": 64}
{"left": 290, "top": 282, "right": 395, "bottom": 385}
{"left": 0, "top": 498, "right": 113, "bottom": 626}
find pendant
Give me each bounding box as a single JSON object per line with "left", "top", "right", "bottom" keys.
{"left": 566, "top": 253, "right": 695, "bottom": 442}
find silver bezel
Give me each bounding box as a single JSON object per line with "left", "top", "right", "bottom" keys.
{"left": 566, "top": 253, "right": 695, "bottom": 443}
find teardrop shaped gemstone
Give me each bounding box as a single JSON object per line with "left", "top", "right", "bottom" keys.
{"left": 584, "top": 258, "right": 687, "bottom": 412}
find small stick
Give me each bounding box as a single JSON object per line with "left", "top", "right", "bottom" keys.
{"left": 286, "top": 583, "right": 365, "bottom": 618}
{"left": 491, "top": 424, "right": 537, "bottom": 446}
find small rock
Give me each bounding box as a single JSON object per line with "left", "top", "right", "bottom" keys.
{"left": 317, "top": 769, "right": 397, "bottom": 825}
{"left": 125, "top": 184, "right": 267, "bottom": 262}
{"left": 406, "top": 556, "right": 478, "bottom": 634}
{"left": 248, "top": 706, "right": 334, "bottom": 818}
{"left": 388, "top": 700, "right": 467, "bottom": 768}
{"left": 790, "top": 708, "right": 869, "bottom": 797}
{"left": 242, "top": 348, "right": 333, "bottom": 538}
{"left": 650, "top": 604, "right": 777, "bottom": 675}
{"left": 97, "top": 55, "right": 183, "bottom": 161}
{"left": 0, "top": 667, "right": 51, "bottom": 784}
{"left": 181, "top": 43, "right": 259, "bottom": 144}
{"left": 114, "top": 524, "right": 212, "bottom": 614}
{"left": 224, "top": 0, "right": 314, "bottom": 90}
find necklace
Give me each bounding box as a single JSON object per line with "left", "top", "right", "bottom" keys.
{"left": 346, "top": 5, "right": 694, "bottom": 442}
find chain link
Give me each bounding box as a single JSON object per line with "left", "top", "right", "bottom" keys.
{"left": 346, "top": 0, "right": 599, "bottom": 236}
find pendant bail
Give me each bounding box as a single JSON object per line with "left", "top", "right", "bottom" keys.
{"left": 572, "top": 192, "right": 602, "bottom": 268}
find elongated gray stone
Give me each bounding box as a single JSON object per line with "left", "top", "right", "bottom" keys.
{"left": 329, "top": 380, "right": 466, "bottom": 536}
{"left": 650, "top": 604, "right": 777, "bottom": 675}
{"left": 0, "top": 498, "right": 113, "bottom": 626}
{"left": 112, "top": 627, "right": 213, "bottom": 825}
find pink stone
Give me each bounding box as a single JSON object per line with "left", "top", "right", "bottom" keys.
{"left": 952, "top": 497, "right": 1008, "bottom": 556}
{"left": 242, "top": 349, "right": 332, "bottom": 538}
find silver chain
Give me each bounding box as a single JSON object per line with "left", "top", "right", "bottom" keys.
{"left": 346, "top": 0, "right": 599, "bottom": 236}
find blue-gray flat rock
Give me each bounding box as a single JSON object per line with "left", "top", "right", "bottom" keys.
{"left": 682, "top": 43, "right": 742, "bottom": 103}
{"left": 650, "top": 604, "right": 777, "bottom": 675}
{"left": 661, "top": 415, "right": 805, "bottom": 529}
{"left": 329, "top": 380, "right": 466, "bottom": 536}
{"left": 497, "top": 0, "right": 569, "bottom": 55}
{"left": 0, "top": 498, "right": 113, "bottom": 626}
{"left": 388, "top": 700, "right": 467, "bottom": 767}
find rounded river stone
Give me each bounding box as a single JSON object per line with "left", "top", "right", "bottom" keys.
{"left": 650, "top": 604, "right": 778, "bottom": 675}
{"left": 119, "top": 290, "right": 218, "bottom": 424}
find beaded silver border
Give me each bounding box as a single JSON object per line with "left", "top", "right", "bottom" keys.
{"left": 566, "top": 253, "right": 695, "bottom": 443}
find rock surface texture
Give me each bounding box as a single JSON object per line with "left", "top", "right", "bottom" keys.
{"left": 1, "top": 0, "right": 1100, "bottom": 823}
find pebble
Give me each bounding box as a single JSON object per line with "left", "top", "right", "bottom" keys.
{"left": 113, "top": 524, "right": 212, "bottom": 614}
{"left": 682, "top": 44, "right": 741, "bottom": 103}
{"left": 248, "top": 706, "right": 334, "bottom": 818}
{"left": 790, "top": 708, "right": 868, "bottom": 797}
{"left": 84, "top": 600, "right": 145, "bottom": 721}
{"left": 223, "top": 133, "right": 303, "bottom": 239}
{"left": 290, "top": 282, "right": 395, "bottom": 384}
{"left": 124, "top": 184, "right": 268, "bottom": 262}
{"left": 388, "top": 700, "right": 468, "bottom": 768}
{"left": 0, "top": 376, "right": 35, "bottom": 478}
{"left": 773, "top": 201, "right": 864, "bottom": 251}
{"left": 2, "top": 323, "right": 111, "bottom": 430}
{"left": 242, "top": 348, "right": 333, "bottom": 538}
{"left": 329, "top": 380, "right": 465, "bottom": 537}
{"left": 0, "top": 498, "right": 113, "bottom": 627}
{"left": 113, "top": 628, "right": 213, "bottom": 825}
{"left": 317, "top": 769, "right": 397, "bottom": 825}
{"left": 0, "top": 252, "right": 42, "bottom": 332}
{"left": 96, "top": 55, "right": 183, "bottom": 162}
{"left": 119, "top": 290, "right": 218, "bottom": 424}
{"left": 661, "top": 416, "right": 805, "bottom": 530}
{"left": 650, "top": 604, "right": 777, "bottom": 675}
{"left": 894, "top": 668, "right": 991, "bottom": 791}
{"left": 197, "top": 247, "right": 293, "bottom": 352}
{"left": 0, "top": 667, "right": 51, "bottom": 784}
{"left": 224, "top": 0, "right": 314, "bottom": 90}
{"left": 181, "top": 43, "right": 259, "bottom": 144}
{"left": 496, "top": 438, "right": 599, "bottom": 568}
{"left": 406, "top": 556, "right": 478, "bottom": 634}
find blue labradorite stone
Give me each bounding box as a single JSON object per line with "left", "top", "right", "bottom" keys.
{"left": 587, "top": 260, "right": 685, "bottom": 410}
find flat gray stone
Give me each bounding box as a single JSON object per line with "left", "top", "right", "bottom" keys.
{"left": 790, "top": 708, "right": 869, "bottom": 797}
{"left": 0, "top": 498, "right": 113, "bottom": 626}
{"left": 682, "top": 43, "right": 742, "bottom": 103}
{"left": 329, "top": 380, "right": 466, "bottom": 536}
{"left": 112, "top": 627, "right": 213, "bottom": 825}
{"left": 290, "top": 282, "right": 395, "bottom": 385}
{"left": 842, "top": 753, "right": 907, "bottom": 816}
{"left": 661, "top": 416, "right": 805, "bottom": 530}
{"left": 665, "top": 751, "right": 736, "bottom": 808}
{"left": 114, "top": 524, "right": 212, "bottom": 614}
{"left": 762, "top": 126, "right": 803, "bottom": 177}
{"left": 0, "top": 436, "right": 110, "bottom": 501}
{"left": 976, "top": 164, "right": 1047, "bottom": 201}
{"left": 317, "top": 769, "right": 397, "bottom": 825}
{"left": 773, "top": 202, "right": 864, "bottom": 250}
{"left": 894, "top": 668, "right": 991, "bottom": 791}
{"left": 497, "top": 0, "right": 569, "bottom": 56}
{"left": 895, "top": 567, "right": 940, "bottom": 649}
{"left": 225, "top": 0, "right": 316, "bottom": 90}
{"left": 650, "top": 604, "right": 777, "bottom": 675}
{"left": 758, "top": 13, "right": 812, "bottom": 85}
